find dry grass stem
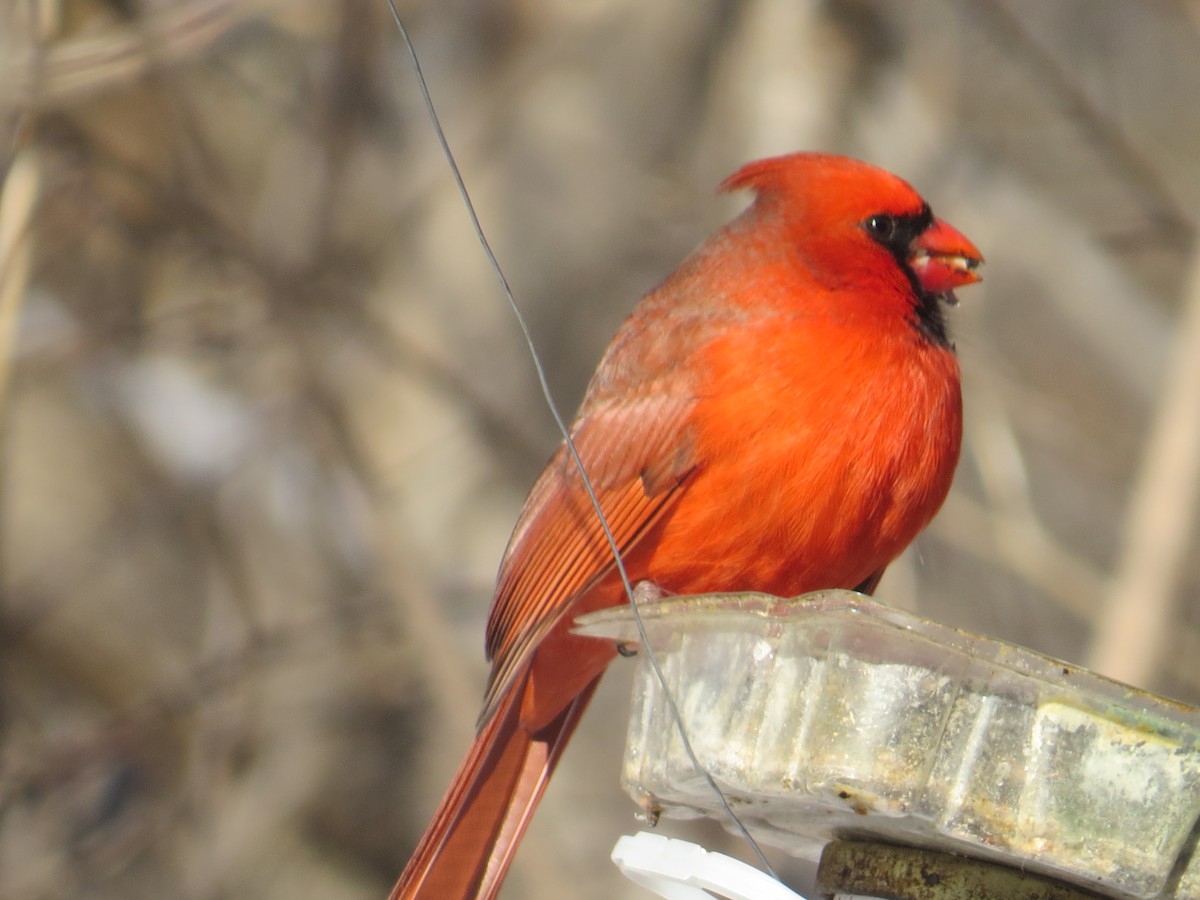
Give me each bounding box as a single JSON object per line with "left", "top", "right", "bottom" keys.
{"left": 1088, "top": 240, "right": 1200, "bottom": 685}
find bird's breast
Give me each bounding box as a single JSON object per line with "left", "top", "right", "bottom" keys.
{"left": 631, "top": 318, "right": 962, "bottom": 598}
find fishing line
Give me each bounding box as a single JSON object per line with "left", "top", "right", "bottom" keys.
{"left": 385, "top": 0, "right": 776, "bottom": 879}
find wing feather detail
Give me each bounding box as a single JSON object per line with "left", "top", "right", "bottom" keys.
{"left": 480, "top": 391, "right": 696, "bottom": 721}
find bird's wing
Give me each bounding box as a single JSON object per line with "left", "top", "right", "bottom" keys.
{"left": 481, "top": 383, "right": 698, "bottom": 723}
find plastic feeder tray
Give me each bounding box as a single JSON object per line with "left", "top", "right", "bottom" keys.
{"left": 574, "top": 591, "right": 1200, "bottom": 899}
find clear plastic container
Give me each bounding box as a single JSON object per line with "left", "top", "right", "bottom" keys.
{"left": 574, "top": 591, "right": 1200, "bottom": 899}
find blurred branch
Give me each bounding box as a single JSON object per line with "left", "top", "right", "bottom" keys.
{"left": 1088, "top": 237, "right": 1200, "bottom": 685}
{"left": 954, "top": 386, "right": 1104, "bottom": 620}
{"left": 359, "top": 307, "right": 548, "bottom": 467}
{"left": 966, "top": 0, "right": 1190, "bottom": 236}
{"left": 0, "top": 140, "right": 39, "bottom": 418}
{"left": 0, "top": 0, "right": 286, "bottom": 109}
{"left": 932, "top": 491, "right": 1104, "bottom": 623}
{"left": 1164, "top": 624, "right": 1200, "bottom": 698}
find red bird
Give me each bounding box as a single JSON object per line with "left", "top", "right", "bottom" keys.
{"left": 392, "top": 153, "right": 982, "bottom": 899}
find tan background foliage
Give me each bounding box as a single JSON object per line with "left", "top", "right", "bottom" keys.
{"left": 1, "top": 1, "right": 1199, "bottom": 898}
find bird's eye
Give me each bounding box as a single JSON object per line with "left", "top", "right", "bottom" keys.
{"left": 865, "top": 214, "right": 897, "bottom": 242}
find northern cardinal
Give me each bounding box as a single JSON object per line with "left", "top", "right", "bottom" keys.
{"left": 392, "top": 153, "right": 982, "bottom": 899}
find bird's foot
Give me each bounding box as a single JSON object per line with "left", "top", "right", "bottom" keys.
{"left": 632, "top": 580, "right": 672, "bottom": 604}
{"left": 614, "top": 581, "right": 674, "bottom": 656}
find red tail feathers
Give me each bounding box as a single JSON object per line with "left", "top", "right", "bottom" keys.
{"left": 390, "top": 676, "right": 601, "bottom": 900}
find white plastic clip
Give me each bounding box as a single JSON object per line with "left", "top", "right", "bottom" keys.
{"left": 611, "top": 832, "right": 807, "bottom": 900}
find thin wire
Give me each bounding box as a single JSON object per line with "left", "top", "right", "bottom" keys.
{"left": 385, "top": 0, "right": 776, "bottom": 878}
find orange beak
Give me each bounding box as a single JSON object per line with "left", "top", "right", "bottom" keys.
{"left": 908, "top": 217, "right": 984, "bottom": 295}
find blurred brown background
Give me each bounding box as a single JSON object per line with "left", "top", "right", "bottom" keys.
{"left": 1, "top": 1, "right": 1199, "bottom": 898}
